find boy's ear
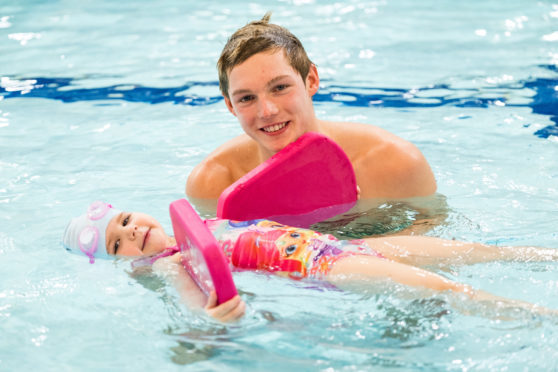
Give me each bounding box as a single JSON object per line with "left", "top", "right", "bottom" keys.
{"left": 224, "top": 96, "right": 237, "bottom": 117}
{"left": 305, "top": 64, "right": 320, "bottom": 97}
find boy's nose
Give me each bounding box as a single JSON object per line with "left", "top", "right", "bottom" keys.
{"left": 258, "top": 97, "right": 278, "bottom": 119}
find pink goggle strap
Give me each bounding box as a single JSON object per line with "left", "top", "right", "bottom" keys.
{"left": 79, "top": 226, "right": 99, "bottom": 264}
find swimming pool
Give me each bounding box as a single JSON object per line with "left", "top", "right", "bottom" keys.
{"left": 1, "top": 0, "right": 557, "bottom": 370}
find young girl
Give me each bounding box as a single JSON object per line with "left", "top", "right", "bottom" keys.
{"left": 63, "top": 201, "right": 558, "bottom": 322}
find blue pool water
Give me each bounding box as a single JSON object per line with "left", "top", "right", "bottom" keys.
{"left": 1, "top": 1, "right": 558, "bottom": 370}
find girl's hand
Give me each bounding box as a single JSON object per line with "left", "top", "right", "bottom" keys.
{"left": 204, "top": 291, "right": 246, "bottom": 323}
{"left": 170, "top": 252, "right": 183, "bottom": 264}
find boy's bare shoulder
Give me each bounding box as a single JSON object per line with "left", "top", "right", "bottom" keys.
{"left": 186, "top": 134, "right": 258, "bottom": 199}
{"left": 323, "top": 120, "right": 408, "bottom": 157}
{"left": 323, "top": 120, "right": 436, "bottom": 197}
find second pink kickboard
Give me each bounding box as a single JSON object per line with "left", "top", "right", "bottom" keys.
{"left": 170, "top": 198, "right": 237, "bottom": 304}
{"left": 217, "top": 132, "right": 358, "bottom": 227}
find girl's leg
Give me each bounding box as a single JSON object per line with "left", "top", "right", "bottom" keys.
{"left": 326, "top": 254, "right": 555, "bottom": 316}
{"left": 326, "top": 254, "right": 472, "bottom": 293}
{"left": 363, "top": 235, "right": 558, "bottom": 267}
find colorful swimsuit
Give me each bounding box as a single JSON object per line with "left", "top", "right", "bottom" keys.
{"left": 205, "top": 219, "right": 384, "bottom": 280}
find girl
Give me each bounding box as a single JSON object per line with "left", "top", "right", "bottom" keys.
{"left": 63, "top": 201, "right": 558, "bottom": 322}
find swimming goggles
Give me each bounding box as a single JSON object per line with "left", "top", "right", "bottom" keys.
{"left": 79, "top": 201, "right": 114, "bottom": 264}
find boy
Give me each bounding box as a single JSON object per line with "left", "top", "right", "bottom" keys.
{"left": 187, "top": 13, "right": 436, "bottom": 200}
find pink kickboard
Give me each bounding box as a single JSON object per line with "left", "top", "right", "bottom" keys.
{"left": 169, "top": 199, "right": 237, "bottom": 304}
{"left": 217, "top": 132, "right": 358, "bottom": 227}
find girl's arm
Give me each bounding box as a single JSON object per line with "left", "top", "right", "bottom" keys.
{"left": 153, "top": 253, "right": 245, "bottom": 322}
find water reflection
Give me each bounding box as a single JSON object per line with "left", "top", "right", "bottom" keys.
{"left": 312, "top": 193, "right": 449, "bottom": 239}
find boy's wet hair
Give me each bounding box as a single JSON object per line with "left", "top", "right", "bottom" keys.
{"left": 217, "top": 12, "right": 314, "bottom": 99}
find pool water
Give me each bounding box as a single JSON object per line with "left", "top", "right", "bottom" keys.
{"left": 1, "top": 0, "right": 558, "bottom": 370}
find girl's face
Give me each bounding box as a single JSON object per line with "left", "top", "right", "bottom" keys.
{"left": 104, "top": 212, "right": 172, "bottom": 257}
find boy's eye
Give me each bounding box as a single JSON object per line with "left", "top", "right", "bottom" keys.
{"left": 275, "top": 84, "right": 288, "bottom": 91}
{"left": 239, "top": 95, "right": 254, "bottom": 103}
{"left": 114, "top": 240, "right": 120, "bottom": 255}
{"left": 123, "top": 215, "right": 130, "bottom": 226}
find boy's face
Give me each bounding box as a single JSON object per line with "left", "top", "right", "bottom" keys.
{"left": 224, "top": 49, "right": 319, "bottom": 158}
{"left": 105, "top": 212, "right": 170, "bottom": 257}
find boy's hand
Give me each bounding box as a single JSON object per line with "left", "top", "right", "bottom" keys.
{"left": 204, "top": 291, "right": 246, "bottom": 322}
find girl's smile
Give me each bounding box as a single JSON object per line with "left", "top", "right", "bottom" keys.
{"left": 105, "top": 212, "right": 173, "bottom": 257}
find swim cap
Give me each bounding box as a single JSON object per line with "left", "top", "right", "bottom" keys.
{"left": 62, "top": 201, "right": 121, "bottom": 263}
